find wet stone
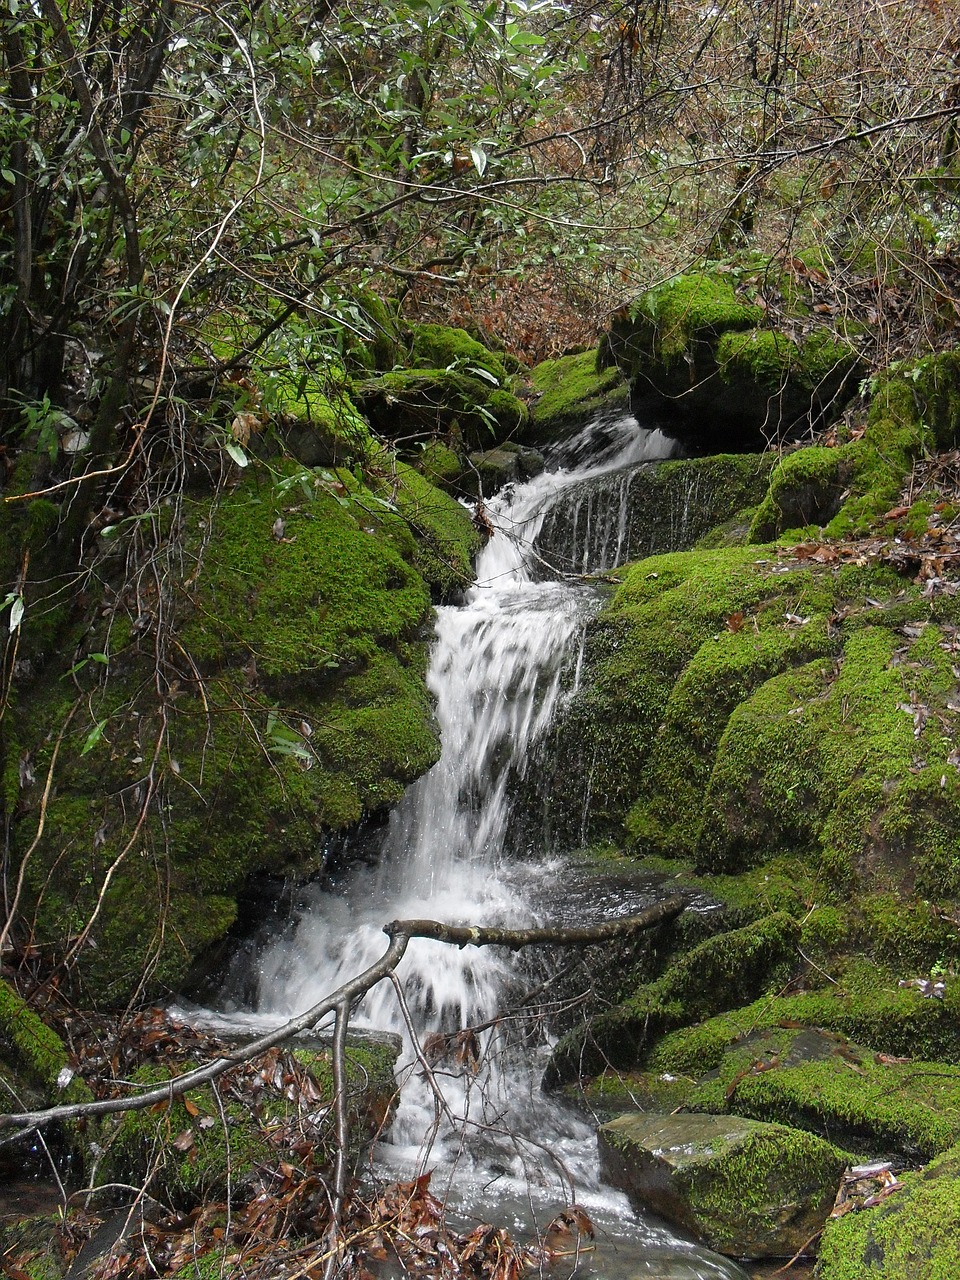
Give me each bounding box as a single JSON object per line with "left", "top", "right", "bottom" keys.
{"left": 598, "top": 1112, "right": 848, "bottom": 1260}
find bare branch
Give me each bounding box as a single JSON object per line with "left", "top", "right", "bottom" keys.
{"left": 386, "top": 895, "right": 688, "bottom": 950}
{"left": 0, "top": 898, "right": 687, "bottom": 1137}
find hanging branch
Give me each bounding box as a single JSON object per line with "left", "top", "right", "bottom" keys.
{"left": 0, "top": 897, "right": 687, "bottom": 1138}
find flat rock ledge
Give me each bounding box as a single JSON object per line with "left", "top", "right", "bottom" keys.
{"left": 598, "top": 1111, "right": 848, "bottom": 1260}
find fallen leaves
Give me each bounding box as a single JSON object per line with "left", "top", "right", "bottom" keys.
{"left": 830, "top": 1162, "right": 904, "bottom": 1218}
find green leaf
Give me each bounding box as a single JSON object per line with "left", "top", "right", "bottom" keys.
{"left": 1, "top": 170, "right": 16, "bottom": 185}
{"left": 470, "top": 146, "right": 488, "bottom": 177}
{"left": 81, "top": 719, "right": 108, "bottom": 756}
{"left": 465, "top": 364, "right": 500, "bottom": 385}
{"left": 224, "top": 440, "right": 250, "bottom": 467}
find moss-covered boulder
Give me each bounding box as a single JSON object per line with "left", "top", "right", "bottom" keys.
{"left": 547, "top": 531, "right": 960, "bottom": 884}
{"left": 818, "top": 1142, "right": 960, "bottom": 1279}
{"left": 652, "top": 971, "right": 960, "bottom": 1081}
{"left": 599, "top": 1111, "right": 848, "bottom": 1259}
{"left": 601, "top": 271, "right": 861, "bottom": 450}
{"left": 751, "top": 351, "right": 960, "bottom": 541}
{"left": 9, "top": 458, "right": 478, "bottom": 1004}
{"left": 533, "top": 451, "right": 773, "bottom": 585}
{"left": 545, "top": 912, "right": 800, "bottom": 1086}
{"left": 611, "top": 1022, "right": 960, "bottom": 1163}
{"left": 355, "top": 369, "right": 526, "bottom": 450}
{"left": 526, "top": 349, "right": 630, "bottom": 444}
{"left": 458, "top": 442, "right": 545, "bottom": 498}
{"left": 407, "top": 323, "right": 508, "bottom": 384}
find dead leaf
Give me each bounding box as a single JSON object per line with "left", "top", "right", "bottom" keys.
{"left": 230, "top": 411, "right": 260, "bottom": 445}
{"left": 172, "top": 1128, "right": 194, "bottom": 1152}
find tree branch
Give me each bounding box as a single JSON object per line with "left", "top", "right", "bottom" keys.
{"left": 0, "top": 898, "right": 687, "bottom": 1137}
{"left": 386, "top": 895, "right": 687, "bottom": 950}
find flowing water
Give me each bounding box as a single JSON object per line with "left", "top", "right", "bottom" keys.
{"left": 219, "top": 415, "right": 750, "bottom": 1280}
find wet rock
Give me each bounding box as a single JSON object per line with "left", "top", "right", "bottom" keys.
{"left": 461, "top": 442, "right": 545, "bottom": 497}
{"left": 598, "top": 1111, "right": 848, "bottom": 1259}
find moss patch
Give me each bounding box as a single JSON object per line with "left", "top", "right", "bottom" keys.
{"left": 818, "top": 1142, "right": 960, "bottom": 1279}
{"left": 544, "top": 912, "right": 800, "bottom": 1086}
{"left": 526, "top": 349, "right": 629, "bottom": 442}
{"left": 408, "top": 323, "right": 507, "bottom": 384}
{"left": 355, "top": 369, "right": 526, "bottom": 450}
{"left": 599, "top": 1110, "right": 848, "bottom": 1260}
{"left": 11, "top": 459, "right": 458, "bottom": 1003}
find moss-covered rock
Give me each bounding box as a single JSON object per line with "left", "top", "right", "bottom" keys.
{"left": 652, "top": 971, "right": 960, "bottom": 1078}
{"left": 98, "top": 1036, "right": 398, "bottom": 1208}
{"left": 601, "top": 271, "right": 862, "bottom": 450}
{"left": 526, "top": 349, "right": 630, "bottom": 443}
{"left": 751, "top": 352, "right": 960, "bottom": 541}
{"left": 544, "top": 912, "right": 800, "bottom": 1086}
{"left": 599, "top": 1111, "right": 848, "bottom": 1259}
{"left": 818, "top": 1142, "right": 960, "bottom": 1279}
{"left": 355, "top": 369, "right": 526, "bottom": 450}
{"left": 533, "top": 453, "right": 775, "bottom": 576}
{"left": 10, "top": 457, "right": 472, "bottom": 1003}
{"left": 407, "top": 323, "right": 508, "bottom": 384}
{"left": 370, "top": 457, "right": 481, "bottom": 595}
{"left": 0, "top": 1215, "right": 66, "bottom": 1280}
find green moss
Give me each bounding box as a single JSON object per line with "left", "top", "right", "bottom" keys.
{"left": 818, "top": 1143, "right": 960, "bottom": 1279}
{"left": 575, "top": 1067, "right": 697, "bottom": 1117}
{"left": 527, "top": 349, "right": 629, "bottom": 440}
{"left": 749, "top": 446, "right": 853, "bottom": 540}
{"left": 408, "top": 323, "right": 507, "bottom": 384}
{"left": 717, "top": 1053, "right": 960, "bottom": 1160}
{"left": 0, "top": 1216, "right": 65, "bottom": 1280}
{"left": 600, "top": 1111, "right": 848, "bottom": 1259}
{"left": 416, "top": 440, "right": 463, "bottom": 490}
{"left": 795, "top": 351, "right": 960, "bottom": 541}
{"left": 682, "top": 1124, "right": 847, "bottom": 1254}
{"left": 632, "top": 272, "right": 764, "bottom": 364}
{"left": 371, "top": 459, "right": 480, "bottom": 596}
{"left": 545, "top": 912, "right": 800, "bottom": 1086}
{"left": 347, "top": 289, "right": 401, "bottom": 372}
{"left": 0, "top": 979, "right": 91, "bottom": 1105}
{"left": 355, "top": 369, "right": 527, "bottom": 449}
{"left": 652, "top": 973, "right": 960, "bottom": 1078}
{"left": 271, "top": 370, "right": 373, "bottom": 462}
{"left": 12, "top": 457, "right": 452, "bottom": 1003}
{"left": 627, "top": 614, "right": 836, "bottom": 857}
{"left": 717, "top": 328, "right": 859, "bottom": 396}
{"left": 183, "top": 469, "right": 431, "bottom": 678}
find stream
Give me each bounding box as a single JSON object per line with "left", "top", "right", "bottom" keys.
{"left": 213, "top": 415, "right": 752, "bottom": 1280}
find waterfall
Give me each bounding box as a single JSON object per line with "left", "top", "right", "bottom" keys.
{"left": 226, "top": 414, "right": 749, "bottom": 1280}
{"left": 249, "top": 415, "right": 674, "bottom": 1034}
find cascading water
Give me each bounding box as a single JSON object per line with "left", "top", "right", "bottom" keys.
{"left": 227, "top": 414, "right": 750, "bottom": 1280}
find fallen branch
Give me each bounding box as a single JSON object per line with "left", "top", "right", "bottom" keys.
{"left": 0, "top": 897, "right": 687, "bottom": 1137}
{"left": 385, "top": 895, "right": 687, "bottom": 949}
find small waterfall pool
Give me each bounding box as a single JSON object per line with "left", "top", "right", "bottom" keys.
{"left": 205, "top": 415, "right": 751, "bottom": 1280}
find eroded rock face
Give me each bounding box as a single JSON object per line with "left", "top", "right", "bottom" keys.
{"left": 598, "top": 1111, "right": 847, "bottom": 1259}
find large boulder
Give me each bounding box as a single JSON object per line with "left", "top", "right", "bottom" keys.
{"left": 601, "top": 272, "right": 862, "bottom": 451}
{"left": 355, "top": 369, "right": 526, "bottom": 450}
{"left": 598, "top": 1111, "right": 848, "bottom": 1259}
